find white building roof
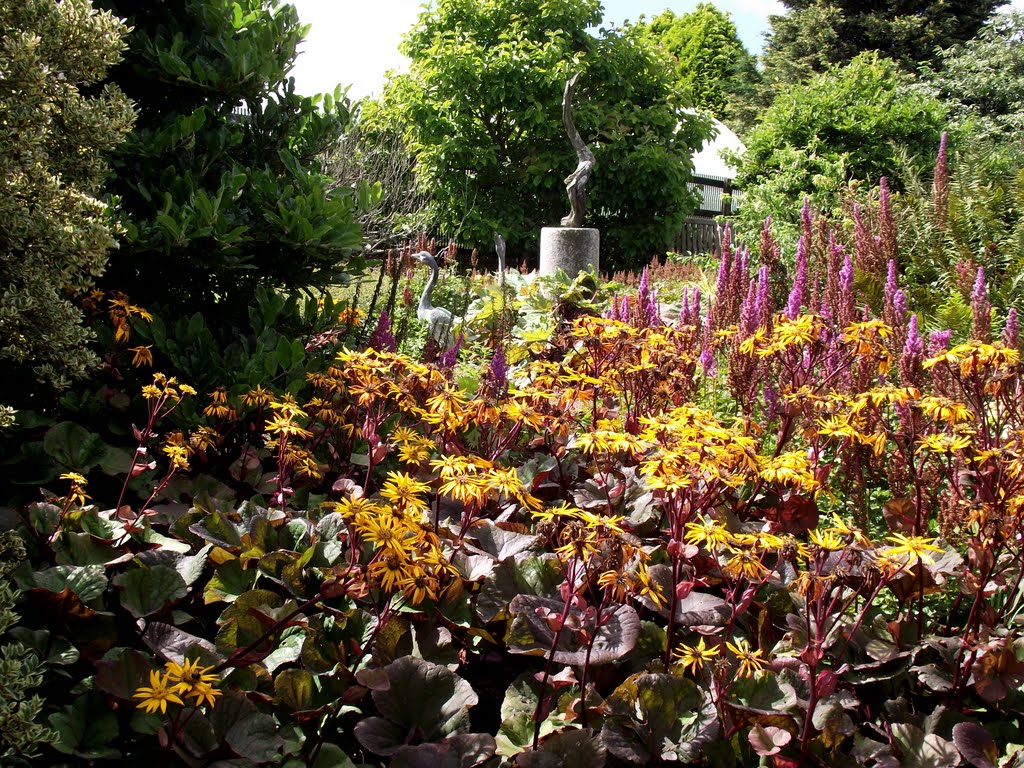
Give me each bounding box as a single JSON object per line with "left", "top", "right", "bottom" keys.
{"left": 691, "top": 116, "right": 745, "bottom": 181}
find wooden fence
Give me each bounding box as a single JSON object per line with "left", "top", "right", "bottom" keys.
{"left": 670, "top": 216, "right": 723, "bottom": 256}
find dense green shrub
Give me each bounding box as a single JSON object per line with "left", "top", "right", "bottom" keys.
{"left": 97, "top": 0, "right": 364, "bottom": 324}
{"left": 732, "top": 53, "right": 947, "bottom": 246}
{"left": 362, "top": 0, "right": 711, "bottom": 272}
{"left": 0, "top": 0, "right": 134, "bottom": 394}
{"left": 637, "top": 4, "right": 761, "bottom": 134}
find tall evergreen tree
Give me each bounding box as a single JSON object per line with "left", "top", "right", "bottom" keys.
{"left": 97, "top": 0, "right": 362, "bottom": 322}
{"left": 762, "top": 0, "right": 1004, "bottom": 86}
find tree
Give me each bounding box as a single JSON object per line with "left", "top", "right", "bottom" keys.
{"left": 923, "top": 11, "right": 1024, "bottom": 140}
{"left": 733, "top": 53, "right": 947, "bottom": 241}
{"left": 639, "top": 5, "right": 761, "bottom": 134}
{"left": 363, "top": 0, "right": 711, "bottom": 271}
{"left": 0, "top": 0, "right": 134, "bottom": 393}
{"left": 762, "top": 0, "right": 1004, "bottom": 86}
{"left": 97, "top": 0, "right": 363, "bottom": 320}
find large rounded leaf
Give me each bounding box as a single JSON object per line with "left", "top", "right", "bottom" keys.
{"left": 601, "top": 672, "right": 718, "bottom": 763}
{"left": 506, "top": 595, "right": 640, "bottom": 666}
{"left": 354, "top": 657, "right": 477, "bottom": 756}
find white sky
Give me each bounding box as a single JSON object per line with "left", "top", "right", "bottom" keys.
{"left": 287, "top": 0, "right": 1024, "bottom": 101}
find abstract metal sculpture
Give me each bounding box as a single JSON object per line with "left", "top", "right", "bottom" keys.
{"left": 560, "top": 72, "right": 595, "bottom": 228}
{"left": 413, "top": 250, "right": 455, "bottom": 346}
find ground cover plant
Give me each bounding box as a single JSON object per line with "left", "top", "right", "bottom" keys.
{"left": 3, "top": 179, "right": 1024, "bottom": 766}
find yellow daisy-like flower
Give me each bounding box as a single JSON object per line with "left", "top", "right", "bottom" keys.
{"left": 128, "top": 345, "right": 154, "bottom": 367}
{"left": 881, "top": 533, "right": 944, "bottom": 566}
{"left": 684, "top": 515, "right": 732, "bottom": 550}
{"left": 675, "top": 636, "right": 720, "bottom": 675}
{"left": 723, "top": 549, "right": 770, "bottom": 581}
{"left": 726, "top": 638, "right": 768, "bottom": 679}
{"left": 916, "top": 433, "right": 972, "bottom": 455}
{"left": 133, "top": 669, "right": 184, "bottom": 714}
{"left": 165, "top": 659, "right": 220, "bottom": 708}
{"left": 379, "top": 471, "right": 431, "bottom": 513}
{"left": 808, "top": 528, "right": 845, "bottom": 551}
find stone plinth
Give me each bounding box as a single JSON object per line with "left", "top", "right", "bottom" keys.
{"left": 539, "top": 227, "right": 599, "bottom": 277}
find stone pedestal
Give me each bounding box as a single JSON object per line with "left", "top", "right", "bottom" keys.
{"left": 539, "top": 227, "right": 599, "bottom": 277}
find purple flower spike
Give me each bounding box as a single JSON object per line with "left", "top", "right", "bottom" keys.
{"left": 786, "top": 241, "right": 808, "bottom": 320}
{"left": 929, "top": 329, "right": 952, "bottom": 356}
{"left": 893, "top": 289, "right": 908, "bottom": 326}
{"left": 755, "top": 265, "right": 771, "bottom": 326}
{"left": 369, "top": 311, "right": 397, "bottom": 352}
{"left": 1004, "top": 307, "right": 1019, "bottom": 348}
{"left": 439, "top": 333, "right": 464, "bottom": 369}
{"left": 901, "top": 314, "right": 923, "bottom": 383}
{"left": 972, "top": 266, "right": 991, "bottom": 340}
{"left": 699, "top": 323, "right": 716, "bottom": 377}
{"left": 487, "top": 344, "right": 509, "bottom": 394}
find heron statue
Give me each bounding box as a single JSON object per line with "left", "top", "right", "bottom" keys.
{"left": 413, "top": 250, "right": 456, "bottom": 346}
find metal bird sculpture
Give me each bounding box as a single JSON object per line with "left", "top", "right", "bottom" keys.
{"left": 494, "top": 233, "right": 507, "bottom": 289}
{"left": 413, "top": 250, "right": 455, "bottom": 346}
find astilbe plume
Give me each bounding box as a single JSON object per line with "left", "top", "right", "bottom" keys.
{"left": 800, "top": 196, "right": 813, "bottom": 251}
{"left": 786, "top": 237, "right": 808, "bottom": 320}
{"left": 878, "top": 177, "right": 898, "bottom": 266}
{"left": 369, "top": 311, "right": 397, "bottom": 352}
{"left": 929, "top": 329, "right": 952, "bottom": 355}
{"left": 972, "top": 266, "right": 992, "bottom": 341}
{"left": 893, "top": 290, "right": 907, "bottom": 326}
{"left": 1004, "top": 307, "right": 1019, "bottom": 349}
{"left": 485, "top": 344, "right": 509, "bottom": 397}
{"left": 636, "top": 267, "right": 661, "bottom": 327}
{"left": 933, "top": 132, "right": 949, "bottom": 229}
{"left": 439, "top": 333, "right": 464, "bottom": 369}
{"left": 758, "top": 217, "right": 786, "bottom": 306}
{"left": 900, "top": 314, "right": 924, "bottom": 385}
{"left": 838, "top": 253, "right": 856, "bottom": 327}
{"left": 853, "top": 204, "right": 872, "bottom": 273}
{"left": 754, "top": 266, "right": 772, "bottom": 330}
{"left": 699, "top": 321, "right": 716, "bottom": 377}
{"left": 883, "top": 260, "right": 899, "bottom": 328}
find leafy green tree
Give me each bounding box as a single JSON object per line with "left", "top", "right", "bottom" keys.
{"left": 762, "top": 0, "right": 1003, "bottom": 86}
{"left": 733, "top": 53, "right": 947, "bottom": 241}
{"left": 363, "top": 0, "right": 711, "bottom": 271}
{"left": 639, "top": 4, "right": 761, "bottom": 133}
{"left": 0, "top": 0, "right": 134, "bottom": 393}
{"left": 97, "top": 0, "right": 363, "bottom": 320}
{"left": 923, "top": 11, "right": 1024, "bottom": 140}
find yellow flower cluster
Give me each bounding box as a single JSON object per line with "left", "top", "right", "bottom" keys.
{"left": 133, "top": 659, "right": 220, "bottom": 715}
{"left": 329, "top": 475, "right": 459, "bottom": 605}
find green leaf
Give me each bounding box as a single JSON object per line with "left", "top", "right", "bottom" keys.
{"left": 212, "top": 690, "right": 285, "bottom": 762}
{"left": 43, "top": 421, "right": 110, "bottom": 472}
{"left": 516, "top": 728, "right": 606, "bottom": 768}
{"left": 274, "top": 668, "right": 315, "bottom": 711}
{"left": 205, "top": 558, "right": 256, "bottom": 603}
{"left": 600, "top": 672, "right": 718, "bottom": 763}
{"left": 49, "top": 691, "right": 121, "bottom": 759}
{"left": 33, "top": 565, "right": 107, "bottom": 603}
{"left": 95, "top": 648, "right": 152, "bottom": 700}
{"left": 354, "top": 656, "right": 478, "bottom": 756}
{"left": 391, "top": 734, "right": 498, "bottom": 768}
{"left": 891, "top": 723, "right": 960, "bottom": 768}
{"left": 113, "top": 565, "right": 188, "bottom": 618}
